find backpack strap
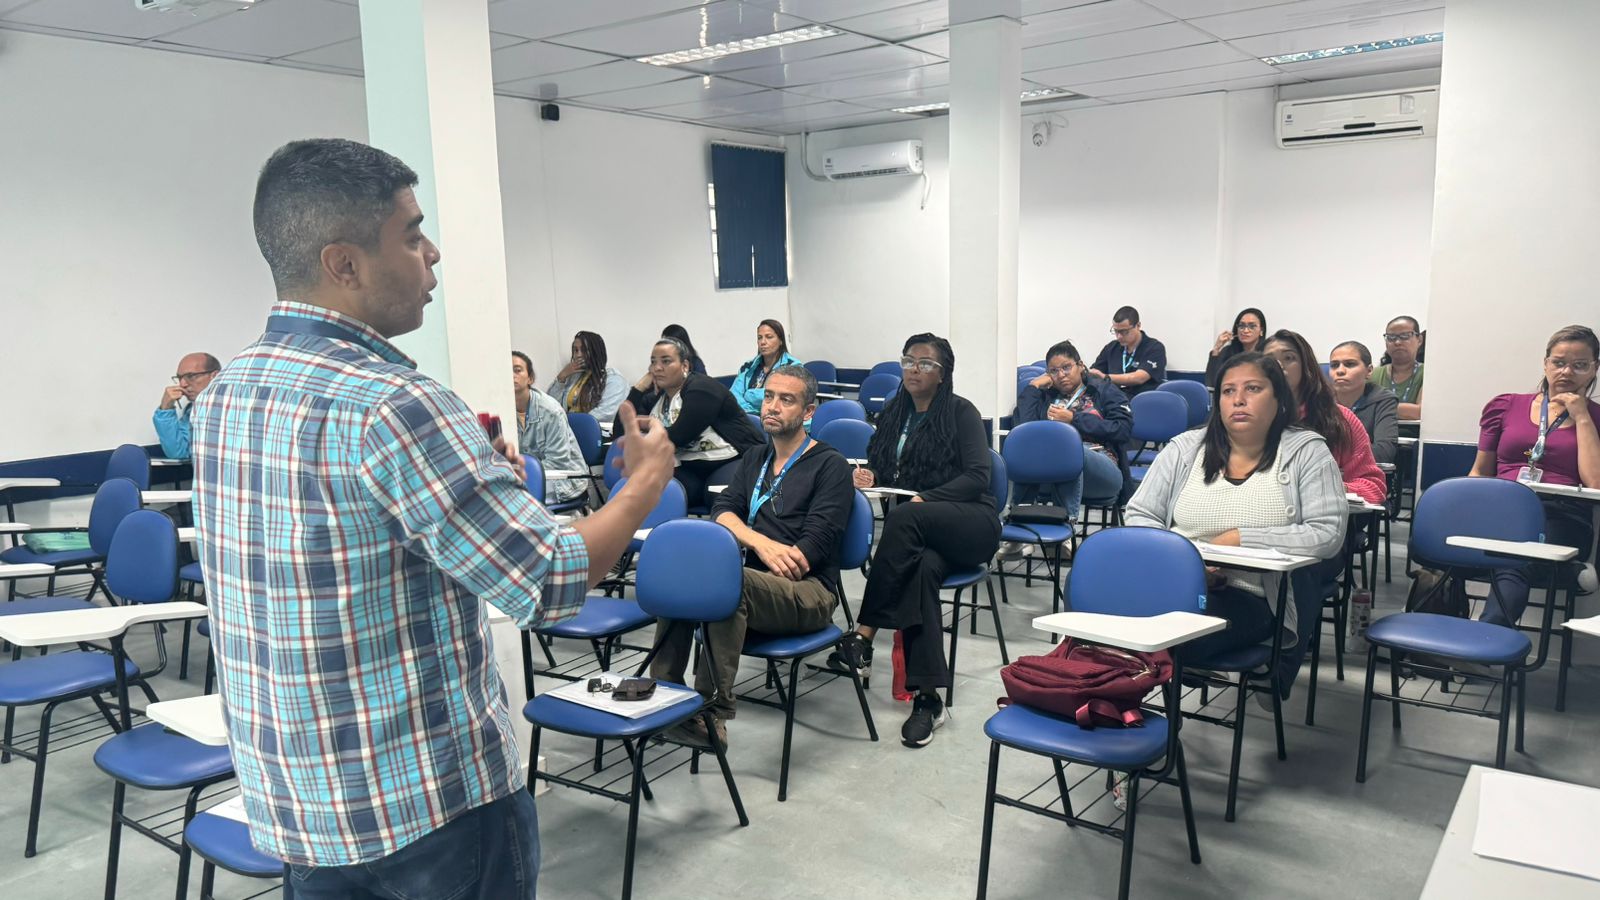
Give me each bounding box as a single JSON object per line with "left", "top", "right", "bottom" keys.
{"left": 1074, "top": 699, "right": 1145, "bottom": 730}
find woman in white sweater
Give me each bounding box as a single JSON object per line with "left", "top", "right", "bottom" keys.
{"left": 1125, "top": 352, "right": 1346, "bottom": 672}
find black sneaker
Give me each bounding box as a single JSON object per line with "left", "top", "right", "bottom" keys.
{"left": 827, "top": 632, "right": 873, "bottom": 684}
{"left": 901, "top": 692, "right": 947, "bottom": 748}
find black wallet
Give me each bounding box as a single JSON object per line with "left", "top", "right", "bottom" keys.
{"left": 613, "top": 677, "right": 657, "bottom": 702}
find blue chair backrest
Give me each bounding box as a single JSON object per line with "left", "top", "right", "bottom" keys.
{"left": 1411, "top": 477, "right": 1547, "bottom": 571}
{"left": 1002, "top": 420, "right": 1084, "bottom": 486}
{"left": 988, "top": 449, "right": 1009, "bottom": 513}
{"left": 869, "top": 361, "right": 903, "bottom": 379}
{"left": 107, "top": 443, "right": 151, "bottom": 490}
{"left": 566, "top": 412, "right": 604, "bottom": 466}
{"left": 636, "top": 519, "right": 743, "bottom": 622}
{"left": 106, "top": 509, "right": 179, "bottom": 604}
{"left": 602, "top": 440, "right": 625, "bottom": 491}
{"left": 524, "top": 456, "right": 546, "bottom": 502}
{"left": 858, "top": 373, "right": 901, "bottom": 414}
{"left": 804, "top": 360, "right": 838, "bottom": 384}
{"left": 613, "top": 477, "right": 688, "bottom": 531}
{"left": 1319, "top": 362, "right": 1332, "bottom": 378}
{"left": 1157, "top": 380, "right": 1210, "bottom": 430}
{"left": 1016, "top": 367, "right": 1045, "bottom": 397}
{"left": 1069, "top": 527, "right": 1207, "bottom": 617}
{"left": 1129, "top": 391, "right": 1189, "bottom": 444}
{"left": 811, "top": 399, "right": 866, "bottom": 431}
{"left": 90, "top": 477, "right": 144, "bottom": 556}
{"left": 838, "top": 490, "right": 873, "bottom": 570}
{"left": 747, "top": 413, "right": 766, "bottom": 437}
{"left": 816, "top": 419, "right": 874, "bottom": 460}
{"left": 1029, "top": 359, "right": 1047, "bottom": 369}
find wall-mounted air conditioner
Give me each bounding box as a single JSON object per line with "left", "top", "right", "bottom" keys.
{"left": 1275, "top": 87, "right": 1439, "bottom": 149}
{"left": 821, "top": 140, "right": 924, "bottom": 180}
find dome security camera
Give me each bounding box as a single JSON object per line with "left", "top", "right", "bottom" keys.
{"left": 1031, "top": 121, "right": 1050, "bottom": 147}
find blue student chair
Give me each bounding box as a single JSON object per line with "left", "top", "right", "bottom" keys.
{"left": 940, "top": 449, "right": 1010, "bottom": 708}
{"left": 1029, "top": 359, "right": 1047, "bottom": 369}
{"left": 602, "top": 440, "right": 626, "bottom": 492}
{"left": 747, "top": 413, "right": 765, "bottom": 436}
{"left": 737, "top": 489, "right": 879, "bottom": 801}
{"left": 1157, "top": 379, "right": 1210, "bottom": 430}
{"left": 814, "top": 419, "right": 873, "bottom": 461}
{"left": 976, "top": 527, "right": 1204, "bottom": 900}
{"left": 1355, "top": 477, "right": 1570, "bottom": 782}
{"left": 1126, "top": 392, "right": 1188, "bottom": 476}
{"left": 996, "top": 422, "right": 1082, "bottom": 614}
{"left": 598, "top": 478, "right": 688, "bottom": 597}
{"left": 184, "top": 808, "right": 282, "bottom": 898}
{"left": 106, "top": 444, "right": 152, "bottom": 491}
{"left": 524, "top": 519, "right": 750, "bottom": 900}
{"left": 803, "top": 360, "right": 838, "bottom": 385}
{"left": 95, "top": 511, "right": 234, "bottom": 900}
{"left": 1016, "top": 366, "right": 1046, "bottom": 398}
{"left": 567, "top": 412, "right": 605, "bottom": 468}
{"left": 810, "top": 399, "right": 867, "bottom": 432}
{"left": 868, "top": 360, "right": 903, "bottom": 379}
{"left": 524, "top": 455, "right": 546, "bottom": 502}
{"left": 1, "top": 476, "right": 143, "bottom": 603}
{"left": 857, "top": 373, "right": 901, "bottom": 417}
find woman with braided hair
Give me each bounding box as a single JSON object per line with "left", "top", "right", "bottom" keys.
{"left": 827, "top": 333, "right": 1000, "bottom": 747}
{"left": 548, "top": 330, "right": 628, "bottom": 421}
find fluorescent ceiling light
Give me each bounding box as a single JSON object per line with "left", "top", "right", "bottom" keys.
{"left": 637, "top": 25, "right": 842, "bottom": 66}
{"left": 1260, "top": 32, "right": 1443, "bottom": 66}
{"left": 892, "top": 88, "right": 1074, "bottom": 115}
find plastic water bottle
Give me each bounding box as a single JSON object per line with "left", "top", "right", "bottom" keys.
{"left": 1348, "top": 591, "right": 1373, "bottom": 653}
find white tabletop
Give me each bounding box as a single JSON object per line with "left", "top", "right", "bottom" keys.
{"left": 1348, "top": 498, "right": 1387, "bottom": 514}
{"left": 1194, "top": 542, "right": 1320, "bottom": 572}
{"left": 707, "top": 484, "right": 727, "bottom": 494}
{"left": 1421, "top": 766, "right": 1600, "bottom": 899}
{"left": 142, "top": 489, "right": 193, "bottom": 505}
{"left": 862, "top": 486, "right": 919, "bottom": 499}
{"left": 149, "top": 458, "right": 188, "bottom": 467}
{"left": 816, "top": 380, "right": 858, "bottom": 390}
{"left": 1398, "top": 437, "right": 1419, "bottom": 446}
{"left": 1565, "top": 616, "right": 1600, "bottom": 640}
{"left": 147, "top": 694, "right": 227, "bottom": 746}
{"left": 1031, "top": 611, "right": 1226, "bottom": 652}
{"left": 634, "top": 528, "right": 651, "bottom": 542}
{"left": 1445, "top": 535, "right": 1580, "bottom": 563}
{"left": 544, "top": 469, "right": 591, "bottom": 480}
{"left": 178, "top": 527, "right": 196, "bottom": 543}
{"left": 0, "top": 478, "right": 61, "bottom": 491}
{"left": 0, "top": 522, "right": 34, "bottom": 533}
{"left": 0, "top": 601, "right": 208, "bottom": 647}
{"left": 1529, "top": 481, "right": 1600, "bottom": 503}
{"left": 0, "top": 563, "right": 56, "bottom": 580}
{"left": 816, "top": 392, "right": 843, "bottom": 401}
{"left": 867, "top": 397, "right": 887, "bottom": 403}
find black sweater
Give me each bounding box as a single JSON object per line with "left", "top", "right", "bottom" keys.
{"left": 872, "top": 394, "right": 993, "bottom": 507}
{"left": 710, "top": 440, "right": 855, "bottom": 594}
{"left": 620, "top": 374, "right": 764, "bottom": 457}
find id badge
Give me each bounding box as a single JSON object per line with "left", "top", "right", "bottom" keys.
{"left": 1517, "top": 465, "right": 1543, "bottom": 484}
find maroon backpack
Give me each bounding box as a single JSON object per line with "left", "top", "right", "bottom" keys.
{"left": 999, "top": 640, "right": 1174, "bottom": 728}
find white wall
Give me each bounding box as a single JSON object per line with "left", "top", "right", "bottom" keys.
{"left": 0, "top": 30, "right": 783, "bottom": 462}
{"left": 788, "top": 76, "right": 1439, "bottom": 375}
{"left": 1424, "top": 0, "right": 1600, "bottom": 444}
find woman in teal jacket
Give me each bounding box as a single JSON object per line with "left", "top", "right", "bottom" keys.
{"left": 730, "top": 319, "right": 802, "bottom": 414}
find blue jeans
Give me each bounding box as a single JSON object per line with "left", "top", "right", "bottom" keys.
{"left": 285, "top": 791, "right": 540, "bottom": 900}
{"left": 1013, "top": 449, "right": 1124, "bottom": 519}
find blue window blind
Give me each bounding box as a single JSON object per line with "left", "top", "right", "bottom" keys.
{"left": 710, "top": 143, "right": 788, "bottom": 289}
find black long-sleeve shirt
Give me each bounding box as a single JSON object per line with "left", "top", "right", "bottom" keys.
{"left": 619, "top": 374, "right": 763, "bottom": 457}
{"left": 711, "top": 440, "right": 855, "bottom": 593}
{"left": 886, "top": 395, "right": 993, "bottom": 507}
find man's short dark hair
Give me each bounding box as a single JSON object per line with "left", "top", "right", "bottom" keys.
{"left": 1113, "top": 306, "right": 1140, "bottom": 326}
{"left": 769, "top": 364, "right": 817, "bottom": 407}
{"left": 252, "top": 139, "right": 419, "bottom": 294}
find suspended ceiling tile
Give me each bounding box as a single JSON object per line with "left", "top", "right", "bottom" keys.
{"left": 1, "top": 0, "right": 241, "bottom": 41}
{"left": 831, "top": 0, "right": 946, "bottom": 42}
{"left": 269, "top": 58, "right": 361, "bottom": 78}
{"left": 1189, "top": 0, "right": 1443, "bottom": 41}
{"left": 1027, "top": 41, "right": 1256, "bottom": 87}
{"left": 846, "top": 84, "right": 950, "bottom": 110}
{"left": 665, "top": 32, "right": 877, "bottom": 73}
{"left": 497, "top": 59, "right": 691, "bottom": 100}
{"left": 548, "top": 1, "right": 805, "bottom": 57}
{"left": 488, "top": 0, "right": 713, "bottom": 41}
{"left": 139, "top": 40, "right": 271, "bottom": 63}
{"left": 280, "top": 31, "right": 526, "bottom": 74}
{"left": 739, "top": 0, "right": 930, "bottom": 22}
{"left": 1068, "top": 58, "right": 1283, "bottom": 96}
{"left": 152, "top": 0, "right": 358, "bottom": 59}
{"left": 777, "top": 61, "right": 949, "bottom": 99}
{"left": 576, "top": 73, "right": 769, "bottom": 110}
{"left": 790, "top": 109, "right": 924, "bottom": 132}
{"left": 1271, "top": 40, "right": 1442, "bottom": 78}
{"left": 727, "top": 42, "right": 943, "bottom": 88}
{"left": 649, "top": 86, "right": 829, "bottom": 118}
{"left": 492, "top": 40, "right": 617, "bottom": 83}
{"left": 1141, "top": 0, "right": 1295, "bottom": 16}
{"left": 902, "top": 30, "right": 948, "bottom": 57}
{"left": 702, "top": 98, "right": 876, "bottom": 128}
{"left": 1023, "top": 20, "right": 1214, "bottom": 71}
{"left": 1022, "top": 0, "right": 1118, "bottom": 13}
{"left": 1021, "top": 0, "right": 1175, "bottom": 48}
{"left": 1226, "top": 7, "right": 1444, "bottom": 57}
{"left": 1093, "top": 72, "right": 1289, "bottom": 102}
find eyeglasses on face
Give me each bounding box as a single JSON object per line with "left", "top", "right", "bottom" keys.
{"left": 1236, "top": 322, "right": 1261, "bottom": 332}
{"left": 1047, "top": 365, "right": 1076, "bottom": 377}
{"left": 1383, "top": 331, "right": 1419, "bottom": 343}
{"left": 900, "top": 357, "right": 942, "bottom": 374}
{"left": 1547, "top": 358, "right": 1596, "bottom": 375}
{"left": 1110, "top": 326, "right": 1136, "bottom": 337}
{"left": 171, "top": 370, "right": 218, "bottom": 384}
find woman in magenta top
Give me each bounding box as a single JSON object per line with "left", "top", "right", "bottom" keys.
{"left": 1470, "top": 325, "right": 1600, "bottom": 626}
{"left": 1263, "top": 330, "right": 1388, "bottom": 505}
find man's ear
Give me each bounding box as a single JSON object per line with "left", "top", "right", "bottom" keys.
{"left": 320, "top": 242, "right": 361, "bottom": 291}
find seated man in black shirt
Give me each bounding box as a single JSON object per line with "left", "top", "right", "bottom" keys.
{"left": 651, "top": 364, "right": 854, "bottom": 748}
{"left": 1089, "top": 304, "right": 1167, "bottom": 398}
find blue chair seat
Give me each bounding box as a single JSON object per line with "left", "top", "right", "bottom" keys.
{"left": 985, "top": 702, "right": 1170, "bottom": 770}
{"left": 1128, "top": 465, "right": 1150, "bottom": 483}
{"left": 743, "top": 625, "right": 845, "bottom": 660}
{"left": 0, "top": 652, "right": 140, "bottom": 705}
{"left": 1131, "top": 449, "right": 1158, "bottom": 466}
{"left": 185, "top": 811, "right": 281, "bottom": 877}
{"left": 1368, "top": 613, "right": 1531, "bottom": 665}
{"left": 179, "top": 562, "right": 204, "bottom": 584}
{"left": 0, "top": 597, "right": 98, "bottom": 617}
{"left": 1001, "top": 523, "right": 1073, "bottom": 545}
{"left": 93, "top": 722, "right": 234, "bottom": 789}
{"left": 197, "top": 619, "right": 210, "bottom": 638}
{"left": 524, "top": 685, "right": 703, "bottom": 739}
{"left": 1189, "top": 643, "right": 1272, "bottom": 674}
{"left": 537, "top": 597, "right": 653, "bottom": 640}
{"left": 942, "top": 567, "right": 988, "bottom": 590}
{"left": 0, "top": 545, "right": 101, "bottom": 568}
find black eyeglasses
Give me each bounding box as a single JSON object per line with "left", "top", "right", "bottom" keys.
{"left": 171, "top": 370, "right": 218, "bottom": 384}
{"left": 1383, "top": 331, "right": 1419, "bottom": 343}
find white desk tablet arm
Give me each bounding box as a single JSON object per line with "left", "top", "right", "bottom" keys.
{"left": 1445, "top": 536, "right": 1582, "bottom": 673}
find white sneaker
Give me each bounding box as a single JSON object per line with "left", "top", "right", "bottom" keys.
{"left": 996, "top": 541, "right": 1026, "bottom": 561}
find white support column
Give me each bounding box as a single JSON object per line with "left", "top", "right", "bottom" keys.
{"left": 359, "top": 0, "right": 515, "bottom": 424}
{"left": 947, "top": 1, "right": 1022, "bottom": 432}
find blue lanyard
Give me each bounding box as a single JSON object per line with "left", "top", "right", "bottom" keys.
{"left": 1529, "top": 393, "right": 1571, "bottom": 465}
{"left": 1120, "top": 347, "right": 1137, "bottom": 373}
{"left": 1054, "top": 384, "right": 1086, "bottom": 409}
{"left": 748, "top": 438, "right": 809, "bottom": 524}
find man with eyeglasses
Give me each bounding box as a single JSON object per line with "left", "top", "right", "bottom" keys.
{"left": 1088, "top": 305, "right": 1167, "bottom": 398}
{"left": 152, "top": 352, "right": 220, "bottom": 459}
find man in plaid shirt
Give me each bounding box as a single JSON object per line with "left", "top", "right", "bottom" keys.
{"left": 191, "top": 138, "right": 674, "bottom": 898}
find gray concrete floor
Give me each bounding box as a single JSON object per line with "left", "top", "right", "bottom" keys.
{"left": 4, "top": 523, "right": 1599, "bottom": 899}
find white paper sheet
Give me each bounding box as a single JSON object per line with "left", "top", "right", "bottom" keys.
{"left": 1472, "top": 769, "right": 1600, "bottom": 881}
{"left": 543, "top": 672, "right": 700, "bottom": 720}
{"left": 205, "top": 795, "right": 250, "bottom": 824}
{"left": 1192, "top": 541, "right": 1291, "bottom": 561}
{"left": 1565, "top": 616, "right": 1600, "bottom": 639}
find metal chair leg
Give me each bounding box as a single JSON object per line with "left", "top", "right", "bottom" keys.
{"left": 24, "top": 700, "right": 58, "bottom": 857}
{"left": 103, "top": 781, "right": 126, "bottom": 900}
{"left": 1389, "top": 655, "right": 1403, "bottom": 730}
{"left": 975, "top": 741, "right": 1001, "bottom": 900}
{"left": 1356, "top": 644, "right": 1379, "bottom": 783}
{"left": 619, "top": 744, "right": 645, "bottom": 900}
{"left": 1494, "top": 668, "right": 1514, "bottom": 769}
{"left": 705, "top": 711, "right": 749, "bottom": 827}
{"left": 986, "top": 579, "right": 1009, "bottom": 666}
{"left": 1052, "top": 758, "right": 1075, "bottom": 823}
{"left": 1306, "top": 626, "right": 1321, "bottom": 727}
{"left": 1117, "top": 771, "right": 1140, "bottom": 900}
{"left": 1225, "top": 676, "right": 1247, "bottom": 822}
{"left": 1176, "top": 743, "right": 1200, "bottom": 865}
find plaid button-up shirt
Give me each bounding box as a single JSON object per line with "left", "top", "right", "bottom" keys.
{"left": 191, "top": 301, "right": 588, "bottom": 865}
